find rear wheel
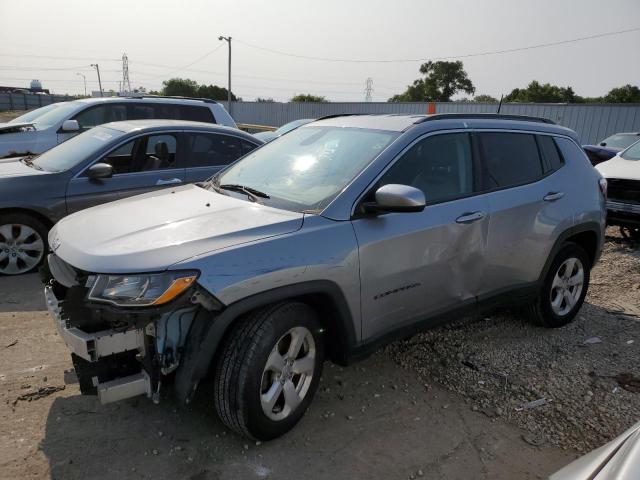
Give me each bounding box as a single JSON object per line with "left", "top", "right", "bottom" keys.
{"left": 0, "top": 213, "right": 48, "bottom": 275}
{"left": 214, "top": 302, "right": 324, "bottom": 440}
{"left": 525, "top": 243, "right": 590, "bottom": 328}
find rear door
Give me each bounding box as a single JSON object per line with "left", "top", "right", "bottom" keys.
{"left": 352, "top": 132, "right": 490, "bottom": 340}
{"left": 184, "top": 132, "right": 259, "bottom": 183}
{"left": 65, "top": 132, "right": 186, "bottom": 213}
{"left": 477, "top": 131, "right": 571, "bottom": 297}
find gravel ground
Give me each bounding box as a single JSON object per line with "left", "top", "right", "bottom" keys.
{"left": 387, "top": 227, "right": 640, "bottom": 453}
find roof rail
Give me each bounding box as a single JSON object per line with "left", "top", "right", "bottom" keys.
{"left": 315, "top": 113, "right": 372, "bottom": 121}
{"left": 120, "top": 94, "right": 219, "bottom": 104}
{"left": 413, "top": 113, "right": 555, "bottom": 125}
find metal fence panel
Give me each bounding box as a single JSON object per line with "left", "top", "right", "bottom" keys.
{"left": 0, "top": 93, "right": 72, "bottom": 113}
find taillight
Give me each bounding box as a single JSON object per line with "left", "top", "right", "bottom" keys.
{"left": 598, "top": 178, "right": 608, "bottom": 198}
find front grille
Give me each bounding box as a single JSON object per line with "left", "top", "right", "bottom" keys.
{"left": 607, "top": 178, "right": 640, "bottom": 205}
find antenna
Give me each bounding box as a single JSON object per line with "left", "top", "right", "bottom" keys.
{"left": 497, "top": 94, "right": 504, "bottom": 113}
{"left": 121, "top": 53, "right": 131, "bottom": 95}
{"left": 365, "top": 77, "right": 373, "bottom": 102}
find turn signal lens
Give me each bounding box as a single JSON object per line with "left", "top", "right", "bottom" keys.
{"left": 152, "top": 276, "right": 197, "bottom": 305}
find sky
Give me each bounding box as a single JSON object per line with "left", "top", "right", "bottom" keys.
{"left": 0, "top": 0, "right": 638, "bottom": 102}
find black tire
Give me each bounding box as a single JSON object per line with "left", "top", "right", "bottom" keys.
{"left": 525, "top": 243, "right": 591, "bottom": 328}
{"left": 0, "top": 213, "right": 49, "bottom": 275}
{"left": 213, "top": 302, "right": 324, "bottom": 440}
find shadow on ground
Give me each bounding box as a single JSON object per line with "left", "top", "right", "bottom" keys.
{"left": 0, "top": 273, "right": 44, "bottom": 312}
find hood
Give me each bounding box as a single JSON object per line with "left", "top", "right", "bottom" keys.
{"left": 51, "top": 184, "right": 305, "bottom": 273}
{"left": 584, "top": 144, "right": 622, "bottom": 153}
{"left": 596, "top": 155, "right": 640, "bottom": 181}
{"left": 0, "top": 157, "right": 49, "bottom": 178}
{"left": 551, "top": 422, "right": 640, "bottom": 480}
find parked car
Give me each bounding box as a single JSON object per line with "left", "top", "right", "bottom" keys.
{"left": 0, "top": 96, "right": 236, "bottom": 158}
{"left": 254, "top": 118, "right": 314, "bottom": 143}
{"left": 596, "top": 138, "right": 640, "bottom": 240}
{"left": 0, "top": 119, "right": 261, "bottom": 275}
{"left": 583, "top": 132, "right": 640, "bottom": 165}
{"left": 0, "top": 102, "right": 61, "bottom": 127}
{"left": 43, "top": 113, "right": 605, "bottom": 440}
{"left": 551, "top": 421, "right": 640, "bottom": 480}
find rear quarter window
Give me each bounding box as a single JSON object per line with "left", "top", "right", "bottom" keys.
{"left": 537, "top": 135, "right": 564, "bottom": 173}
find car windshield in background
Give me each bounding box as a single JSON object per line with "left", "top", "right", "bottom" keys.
{"left": 7, "top": 103, "right": 60, "bottom": 124}
{"left": 601, "top": 133, "right": 639, "bottom": 149}
{"left": 32, "top": 126, "right": 123, "bottom": 172}
{"left": 621, "top": 140, "right": 640, "bottom": 160}
{"left": 29, "top": 101, "right": 82, "bottom": 130}
{"left": 274, "top": 119, "right": 314, "bottom": 136}
{"left": 215, "top": 126, "right": 398, "bottom": 212}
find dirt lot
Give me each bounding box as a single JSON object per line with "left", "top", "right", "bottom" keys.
{"left": 0, "top": 111, "right": 22, "bottom": 123}
{"left": 0, "top": 230, "right": 638, "bottom": 480}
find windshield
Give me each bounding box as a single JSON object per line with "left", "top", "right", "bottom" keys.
{"left": 215, "top": 125, "right": 398, "bottom": 212}
{"left": 8, "top": 103, "right": 60, "bottom": 124}
{"left": 32, "top": 126, "right": 123, "bottom": 172}
{"left": 621, "top": 139, "right": 640, "bottom": 160}
{"left": 600, "top": 134, "right": 639, "bottom": 150}
{"left": 274, "top": 119, "right": 313, "bottom": 136}
{"left": 29, "top": 101, "right": 82, "bottom": 130}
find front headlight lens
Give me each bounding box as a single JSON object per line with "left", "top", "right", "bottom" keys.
{"left": 87, "top": 271, "right": 198, "bottom": 307}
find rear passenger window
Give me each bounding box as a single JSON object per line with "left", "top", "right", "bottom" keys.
{"left": 537, "top": 135, "right": 564, "bottom": 172}
{"left": 178, "top": 106, "right": 215, "bottom": 123}
{"left": 378, "top": 133, "right": 474, "bottom": 204}
{"left": 186, "top": 133, "right": 244, "bottom": 167}
{"left": 479, "top": 133, "right": 543, "bottom": 189}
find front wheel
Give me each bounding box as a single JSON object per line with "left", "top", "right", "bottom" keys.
{"left": 0, "top": 213, "right": 48, "bottom": 275}
{"left": 525, "top": 243, "right": 591, "bottom": 328}
{"left": 214, "top": 302, "right": 324, "bottom": 440}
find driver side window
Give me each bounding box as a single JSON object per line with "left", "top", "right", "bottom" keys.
{"left": 377, "top": 133, "right": 474, "bottom": 204}
{"left": 91, "top": 134, "right": 178, "bottom": 176}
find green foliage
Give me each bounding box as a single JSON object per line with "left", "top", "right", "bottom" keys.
{"left": 290, "top": 93, "right": 327, "bottom": 103}
{"left": 603, "top": 84, "right": 640, "bottom": 103}
{"left": 160, "top": 78, "right": 238, "bottom": 101}
{"left": 388, "top": 61, "right": 475, "bottom": 102}
{"left": 503, "top": 81, "right": 579, "bottom": 103}
{"left": 473, "top": 94, "right": 498, "bottom": 103}
{"left": 255, "top": 97, "right": 275, "bottom": 102}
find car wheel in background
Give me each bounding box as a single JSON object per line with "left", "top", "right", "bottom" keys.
{"left": 0, "top": 213, "right": 48, "bottom": 275}
{"left": 214, "top": 302, "right": 324, "bottom": 440}
{"left": 525, "top": 243, "right": 591, "bottom": 328}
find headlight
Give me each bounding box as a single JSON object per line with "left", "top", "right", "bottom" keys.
{"left": 87, "top": 271, "right": 198, "bottom": 307}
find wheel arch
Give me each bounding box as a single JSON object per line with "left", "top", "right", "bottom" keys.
{"left": 174, "top": 280, "right": 358, "bottom": 404}
{"left": 0, "top": 207, "right": 55, "bottom": 231}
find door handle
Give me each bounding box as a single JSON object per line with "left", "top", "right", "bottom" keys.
{"left": 455, "top": 211, "right": 485, "bottom": 224}
{"left": 156, "top": 178, "right": 182, "bottom": 186}
{"left": 543, "top": 191, "right": 565, "bottom": 202}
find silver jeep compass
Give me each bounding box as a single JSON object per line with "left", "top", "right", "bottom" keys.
{"left": 43, "top": 114, "right": 606, "bottom": 440}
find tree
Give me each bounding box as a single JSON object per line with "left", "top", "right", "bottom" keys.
{"left": 290, "top": 94, "right": 327, "bottom": 103}
{"left": 503, "top": 81, "right": 579, "bottom": 103}
{"left": 196, "top": 84, "right": 238, "bottom": 101}
{"left": 603, "top": 84, "right": 640, "bottom": 103}
{"left": 473, "top": 94, "right": 498, "bottom": 103}
{"left": 159, "top": 78, "right": 238, "bottom": 101}
{"left": 255, "top": 97, "right": 275, "bottom": 102}
{"left": 388, "top": 61, "right": 475, "bottom": 102}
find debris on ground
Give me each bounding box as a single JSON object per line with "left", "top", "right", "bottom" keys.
{"left": 4, "top": 339, "right": 17, "bottom": 348}
{"left": 387, "top": 228, "right": 640, "bottom": 452}
{"left": 516, "top": 398, "right": 551, "bottom": 412}
{"left": 12, "top": 385, "right": 66, "bottom": 406}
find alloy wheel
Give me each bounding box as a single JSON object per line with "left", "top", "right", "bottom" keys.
{"left": 0, "top": 223, "right": 45, "bottom": 275}
{"left": 260, "top": 326, "right": 316, "bottom": 421}
{"left": 549, "top": 257, "right": 584, "bottom": 316}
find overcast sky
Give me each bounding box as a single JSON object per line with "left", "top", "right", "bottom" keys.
{"left": 1, "top": 0, "right": 638, "bottom": 101}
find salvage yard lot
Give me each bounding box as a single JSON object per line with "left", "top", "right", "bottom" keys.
{"left": 0, "top": 229, "right": 638, "bottom": 480}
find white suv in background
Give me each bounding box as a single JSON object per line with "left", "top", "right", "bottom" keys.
{"left": 0, "top": 96, "right": 236, "bottom": 157}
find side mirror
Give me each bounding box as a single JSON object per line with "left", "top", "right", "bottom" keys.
{"left": 363, "top": 184, "right": 426, "bottom": 213}
{"left": 86, "top": 163, "right": 113, "bottom": 179}
{"left": 599, "top": 142, "right": 607, "bottom": 147}
{"left": 61, "top": 119, "right": 80, "bottom": 132}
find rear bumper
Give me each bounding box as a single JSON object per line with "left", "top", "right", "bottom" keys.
{"left": 45, "top": 285, "right": 151, "bottom": 404}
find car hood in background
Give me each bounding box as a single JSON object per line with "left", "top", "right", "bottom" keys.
{"left": 596, "top": 156, "right": 640, "bottom": 181}
{"left": 551, "top": 422, "right": 640, "bottom": 480}
{"left": 0, "top": 157, "right": 50, "bottom": 178}
{"left": 0, "top": 122, "right": 35, "bottom": 133}
{"left": 50, "top": 184, "right": 305, "bottom": 273}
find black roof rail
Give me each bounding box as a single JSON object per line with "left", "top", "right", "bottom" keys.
{"left": 119, "top": 94, "right": 219, "bottom": 104}
{"left": 314, "top": 113, "right": 372, "bottom": 121}
{"left": 413, "top": 113, "right": 555, "bottom": 125}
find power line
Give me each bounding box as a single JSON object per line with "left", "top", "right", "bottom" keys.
{"left": 140, "top": 45, "right": 225, "bottom": 80}
{"left": 234, "top": 26, "right": 640, "bottom": 63}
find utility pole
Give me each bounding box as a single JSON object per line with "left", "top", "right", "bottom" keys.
{"left": 91, "top": 63, "right": 103, "bottom": 97}
{"left": 76, "top": 72, "right": 87, "bottom": 97}
{"left": 218, "top": 36, "right": 232, "bottom": 115}
{"left": 365, "top": 77, "right": 373, "bottom": 102}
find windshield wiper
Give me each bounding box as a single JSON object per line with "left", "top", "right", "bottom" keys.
{"left": 219, "top": 184, "right": 270, "bottom": 202}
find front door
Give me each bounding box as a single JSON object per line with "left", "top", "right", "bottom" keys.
{"left": 66, "top": 132, "right": 185, "bottom": 214}
{"left": 352, "top": 132, "right": 489, "bottom": 341}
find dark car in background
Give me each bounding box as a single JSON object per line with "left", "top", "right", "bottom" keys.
{"left": 583, "top": 132, "right": 640, "bottom": 165}
{"left": 0, "top": 120, "right": 262, "bottom": 275}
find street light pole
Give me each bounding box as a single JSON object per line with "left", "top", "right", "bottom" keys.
{"left": 90, "top": 63, "right": 103, "bottom": 97}
{"left": 218, "top": 36, "right": 232, "bottom": 116}
{"left": 76, "top": 72, "right": 87, "bottom": 97}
